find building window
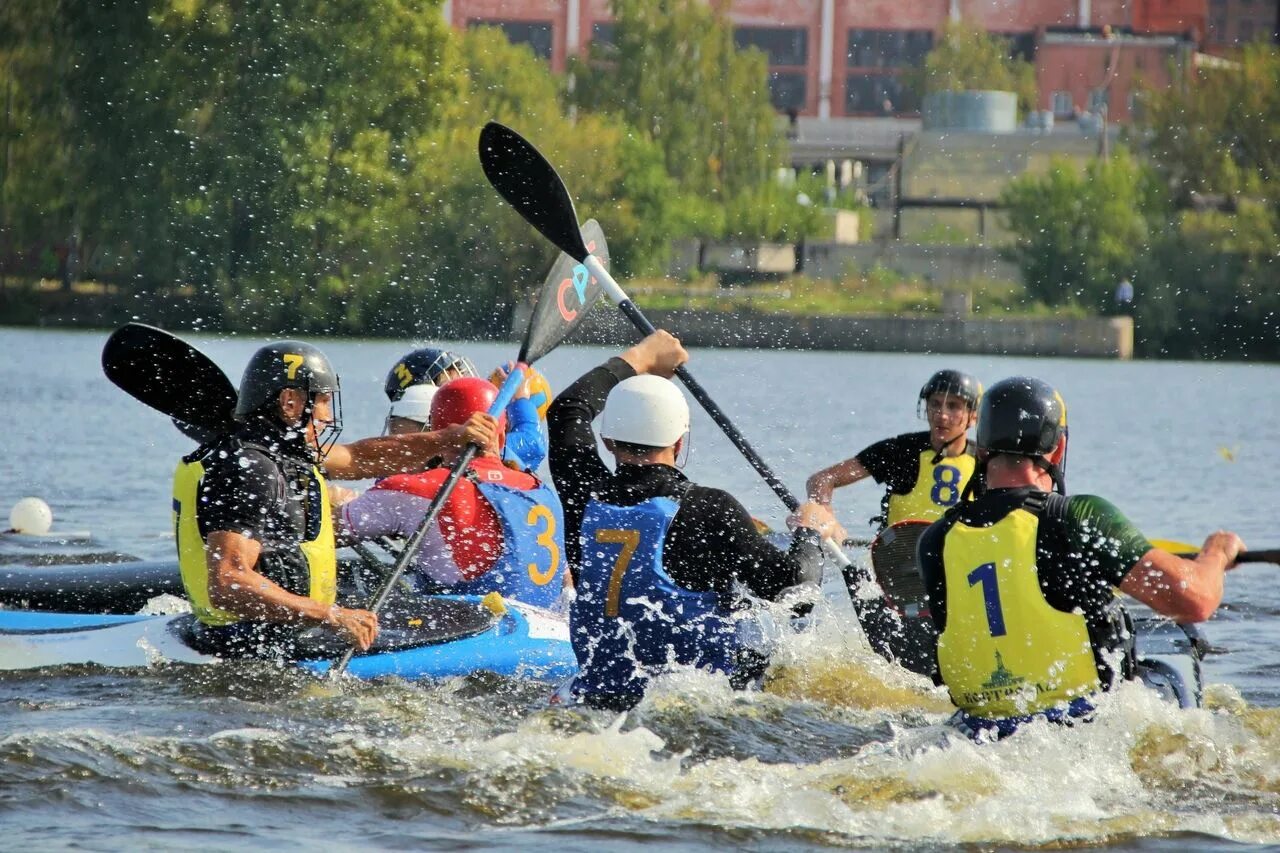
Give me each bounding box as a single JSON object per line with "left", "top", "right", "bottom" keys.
{"left": 768, "top": 72, "right": 807, "bottom": 111}
{"left": 467, "top": 19, "right": 553, "bottom": 60}
{"left": 845, "top": 73, "right": 920, "bottom": 114}
{"left": 846, "top": 30, "right": 933, "bottom": 69}
{"left": 591, "top": 22, "right": 617, "bottom": 54}
{"left": 1052, "top": 90, "right": 1074, "bottom": 117}
{"left": 735, "top": 27, "right": 808, "bottom": 66}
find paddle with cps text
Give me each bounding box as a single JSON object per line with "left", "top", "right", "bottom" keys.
{"left": 329, "top": 219, "right": 609, "bottom": 676}
{"left": 477, "top": 121, "right": 863, "bottom": 607}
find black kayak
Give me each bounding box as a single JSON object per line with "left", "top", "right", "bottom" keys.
{"left": 0, "top": 556, "right": 377, "bottom": 613}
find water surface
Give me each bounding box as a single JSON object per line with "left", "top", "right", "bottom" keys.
{"left": 1, "top": 327, "right": 1277, "bottom": 850}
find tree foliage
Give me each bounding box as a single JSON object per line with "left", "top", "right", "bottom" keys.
{"left": 1, "top": 0, "right": 811, "bottom": 337}
{"left": 1140, "top": 43, "right": 1280, "bottom": 206}
{"left": 570, "top": 0, "right": 780, "bottom": 202}
{"left": 1000, "top": 151, "right": 1165, "bottom": 311}
{"left": 914, "top": 20, "right": 1038, "bottom": 116}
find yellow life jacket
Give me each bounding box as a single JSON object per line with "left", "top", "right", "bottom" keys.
{"left": 173, "top": 447, "right": 336, "bottom": 627}
{"left": 936, "top": 506, "right": 1100, "bottom": 718}
{"left": 885, "top": 446, "right": 976, "bottom": 526}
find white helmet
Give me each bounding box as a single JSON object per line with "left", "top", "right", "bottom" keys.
{"left": 387, "top": 383, "right": 437, "bottom": 425}
{"left": 601, "top": 375, "right": 690, "bottom": 448}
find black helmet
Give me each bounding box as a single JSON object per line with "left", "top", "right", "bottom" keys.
{"left": 975, "top": 376, "right": 1067, "bottom": 458}
{"left": 919, "top": 369, "right": 983, "bottom": 409}
{"left": 384, "top": 347, "right": 478, "bottom": 401}
{"left": 235, "top": 341, "right": 340, "bottom": 420}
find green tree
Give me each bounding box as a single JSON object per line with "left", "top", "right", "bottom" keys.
{"left": 914, "top": 20, "right": 1038, "bottom": 116}
{"left": 0, "top": 2, "right": 96, "bottom": 284}
{"left": 1000, "top": 151, "right": 1165, "bottom": 311}
{"left": 351, "top": 26, "right": 681, "bottom": 336}
{"left": 1134, "top": 205, "right": 1280, "bottom": 359}
{"left": 570, "top": 0, "right": 780, "bottom": 203}
{"left": 1141, "top": 42, "right": 1280, "bottom": 207}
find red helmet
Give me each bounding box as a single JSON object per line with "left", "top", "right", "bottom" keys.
{"left": 430, "top": 377, "right": 508, "bottom": 435}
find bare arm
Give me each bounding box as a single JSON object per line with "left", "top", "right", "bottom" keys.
{"left": 1119, "top": 531, "right": 1244, "bottom": 623}
{"left": 205, "top": 530, "right": 379, "bottom": 650}
{"left": 322, "top": 416, "right": 497, "bottom": 480}
{"left": 806, "top": 457, "right": 871, "bottom": 504}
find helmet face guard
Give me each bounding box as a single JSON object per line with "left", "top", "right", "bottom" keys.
{"left": 235, "top": 341, "right": 343, "bottom": 459}
{"left": 917, "top": 369, "right": 983, "bottom": 420}
{"left": 385, "top": 348, "right": 478, "bottom": 401}
{"left": 309, "top": 379, "right": 343, "bottom": 461}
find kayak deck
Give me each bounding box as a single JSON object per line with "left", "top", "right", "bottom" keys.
{"left": 0, "top": 596, "right": 576, "bottom": 682}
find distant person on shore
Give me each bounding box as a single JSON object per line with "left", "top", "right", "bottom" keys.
{"left": 548, "top": 330, "right": 843, "bottom": 710}
{"left": 173, "top": 341, "right": 496, "bottom": 659}
{"left": 917, "top": 376, "right": 1244, "bottom": 741}
{"left": 383, "top": 346, "right": 550, "bottom": 472}
{"left": 1114, "top": 277, "right": 1134, "bottom": 316}
{"left": 805, "top": 369, "right": 982, "bottom": 676}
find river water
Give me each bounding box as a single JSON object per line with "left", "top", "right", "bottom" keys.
{"left": 1, "top": 326, "right": 1278, "bottom": 850}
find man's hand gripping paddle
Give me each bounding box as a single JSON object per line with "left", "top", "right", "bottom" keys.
{"left": 478, "top": 121, "right": 866, "bottom": 612}
{"left": 330, "top": 217, "right": 609, "bottom": 675}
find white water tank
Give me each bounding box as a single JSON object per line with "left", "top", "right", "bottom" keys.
{"left": 922, "top": 90, "right": 1018, "bottom": 133}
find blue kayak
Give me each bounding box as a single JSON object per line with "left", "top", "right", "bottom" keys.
{"left": 0, "top": 595, "right": 577, "bottom": 682}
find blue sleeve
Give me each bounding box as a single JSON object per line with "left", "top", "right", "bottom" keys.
{"left": 502, "top": 396, "right": 547, "bottom": 471}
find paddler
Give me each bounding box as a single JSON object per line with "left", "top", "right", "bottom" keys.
{"left": 805, "top": 369, "right": 982, "bottom": 677}
{"left": 383, "top": 346, "right": 551, "bottom": 472}
{"left": 547, "top": 330, "right": 844, "bottom": 711}
{"left": 340, "top": 376, "right": 566, "bottom": 609}
{"left": 173, "top": 341, "right": 498, "bottom": 658}
{"left": 916, "top": 376, "right": 1244, "bottom": 740}
{"left": 806, "top": 369, "right": 983, "bottom": 531}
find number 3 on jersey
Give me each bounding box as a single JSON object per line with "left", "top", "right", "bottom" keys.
{"left": 931, "top": 464, "right": 962, "bottom": 507}
{"left": 526, "top": 505, "right": 560, "bottom": 585}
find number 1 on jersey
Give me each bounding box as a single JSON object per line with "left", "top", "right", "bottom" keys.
{"left": 967, "top": 561, "right": 1007, "bottom": 637}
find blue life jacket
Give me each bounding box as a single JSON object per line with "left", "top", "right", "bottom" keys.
{"left": 569, "top": 495, "right": 740, "bottom": 703}
{"left": 441, "top": 478, "right": 565, "bottom": 610}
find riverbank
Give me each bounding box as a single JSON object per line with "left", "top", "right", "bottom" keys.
{"left": 549, "top": 304, "right": 1134, "bottom": 359}
{"left": 2, "top": 281, "right": 1133, "bottom": 359}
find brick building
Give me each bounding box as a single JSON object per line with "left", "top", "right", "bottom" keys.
{"left": 443, "top": 0, "right": 1210, "bottom": 123}
{"left": 1205, "top": 0, "right": 1280, "bottom": 52}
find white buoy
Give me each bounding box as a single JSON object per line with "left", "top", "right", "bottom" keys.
{"left": 9, "top": 497, "right": 54, "bottom": 535}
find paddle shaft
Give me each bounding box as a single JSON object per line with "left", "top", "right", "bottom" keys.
{"left": 584, "top": 256, "right": 855, "bottom": 571}
{"left": 1173, "top": 549, "right": 1280, "bottom": 564}
{"left": 331, "top": 369, "right": 524, "bottom": 675}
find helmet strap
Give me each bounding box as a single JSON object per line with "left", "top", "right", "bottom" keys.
{"left": 1031, "top": 456, "right": 1067, "bottom": 495}
{"left": 962, "top": 456, "right": 987, "bottom": 501}
{"left": 931, "top": 432, "right": 966, "bottom": 465}
{"left": 674, "top": 431, "right": 691, "bottom": 470}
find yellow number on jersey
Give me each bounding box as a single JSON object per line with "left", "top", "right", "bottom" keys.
{"left": 526, "top": 504, "right": 560, "bottom": 586}
{"left": 594, "top": 528, "right": 641, "bottom": 618}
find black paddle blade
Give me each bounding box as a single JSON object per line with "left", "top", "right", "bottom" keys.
{"left": 102, "top": 323, "right": 237, "bottom": 441}
{"left": 479, "top": 122, "right": 589, "bottom": 262}
{"left": 519, "top": 219, "right": 609, "bottom": 364}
